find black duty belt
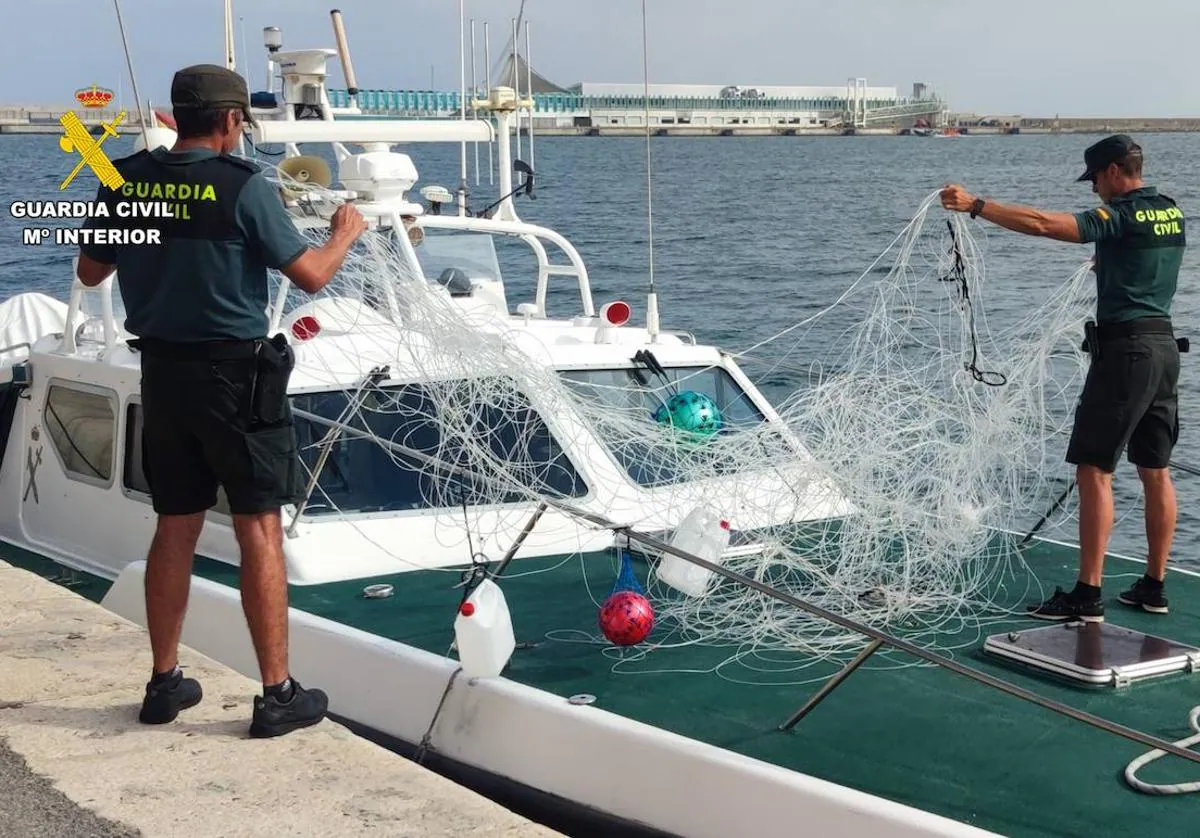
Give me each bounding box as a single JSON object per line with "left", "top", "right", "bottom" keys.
{"left": 1081, "top": 318, "right": 1189, "bottom": 357}
{"left": 129, "top": 337, "right": 262, "bottom": 361}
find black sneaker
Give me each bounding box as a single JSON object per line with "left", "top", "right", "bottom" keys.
{"left": 249, "top": 680, "right": 328, "bottom": 739}
{"left": 138, "top": 668, "right": 203, "bottom": 724}
{"left": 1118, "top": 578, "right": 1169, "bottom": 614}
{"left": 1026, "top": 586, "right": 1105, "bottom": 623}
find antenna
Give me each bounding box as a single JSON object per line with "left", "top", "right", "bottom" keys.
{"left": 111, "top": 0, "right": 150, "bottom": 145}
{"left": 471, "top": 18, "right": 480, "bottom": 186}
{"left": 641, "top": 0, "right": 659, "bottom": 341}
{"left": 458, "top": 0, "right": 468, "bottom": 215}
{"left": 239, "top": 16, "right": 249, "bottom": 76}
{"left": 232, "top": 8, "right": 247, "bottom": 155}
{"left": 525, "top": 20, "right": 534, "bottom": 172}
{"left": 511, "top": 17, "right": 522, "bottom": 161}
{"left": 485, "top": 22, "right": 494, "bottom": 186}
{"left": 330, "top": 9, "right": 360, "bottom": 109}
{"left": 223, "top": 0, "right": 235, "bottom": 71}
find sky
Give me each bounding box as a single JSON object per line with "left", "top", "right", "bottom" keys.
{"left": 5, "top": 0, "right": 1200, "bottom": 118}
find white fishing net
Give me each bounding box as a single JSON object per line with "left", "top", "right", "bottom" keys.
{"left": 268, "top": 171, "right": 1097, "bottom": 680}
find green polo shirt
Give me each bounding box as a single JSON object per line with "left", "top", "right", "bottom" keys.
{"left": 1073, "top": 186, "right": 1185, "bottom": 324}
{"left": 80, "top": 148, "right": 310, "bottom": 341}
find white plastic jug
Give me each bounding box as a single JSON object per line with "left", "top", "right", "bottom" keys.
{"left": 453, "top": 578, "right": 516, "bottom": 679}
{"left": 656, "top": 505, "right": 731, "bottom": 598}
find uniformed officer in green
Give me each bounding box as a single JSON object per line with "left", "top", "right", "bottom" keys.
{"left": 941, "top": 134, "right": 1183, "bottom": 623}
{"left": 75, "top": 64, "right": 368, "bottom": 737}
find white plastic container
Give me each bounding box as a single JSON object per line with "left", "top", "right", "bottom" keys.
{"left": 453, "top": 578, "right": 516, "bottom": 678}
{"left": 656, "top": 505, "right": 731, "bottom": 598}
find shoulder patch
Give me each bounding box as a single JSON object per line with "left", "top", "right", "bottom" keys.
{"left": 214, "top": 155, "right": 262, "bottom": 174}
{"left": 1094, "top": 207, "right": 1111, "bottom": 221}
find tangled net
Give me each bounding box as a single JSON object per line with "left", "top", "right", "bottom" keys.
{"left": 268, "top": 171, "right": 1097, "bottom": 680}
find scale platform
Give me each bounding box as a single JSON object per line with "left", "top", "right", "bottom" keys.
{"left": 983, "top": 622, "right": 1200, "bottom": 687}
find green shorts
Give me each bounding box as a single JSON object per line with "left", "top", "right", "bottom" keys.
{"left": 138, "top": 340, "right": 303, "bottom": 516}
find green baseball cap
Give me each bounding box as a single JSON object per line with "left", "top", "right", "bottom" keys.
{"left": 1076, "top": 134, "right": 1139, "bottom": 182}
{"left": 170, "top": 64, "right": 255, "bottom": 126}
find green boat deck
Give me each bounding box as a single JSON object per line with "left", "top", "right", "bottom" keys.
{"left": 10, "top": 537, "right": 1200, "bottom": 837}
{"left": 194, "top": 539, "right": 1200, "bottom": 837}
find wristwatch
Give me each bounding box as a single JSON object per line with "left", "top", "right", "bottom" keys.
{"left": 969, "top": 198, "right": 986, "bottom": 219}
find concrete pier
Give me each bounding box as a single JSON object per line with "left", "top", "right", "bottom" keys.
{"left": 0, "top": 558, "right": 559, "bottom": 837}
{"left": 4, "top": 104, "right": 1200, "bottom": 137}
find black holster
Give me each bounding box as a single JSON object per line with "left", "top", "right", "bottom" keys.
{"left": 248, "top": 334, "right": 295, "bottom": 429}
{"left": 1081, "top": 320, "right": 1101, "bottom": 361}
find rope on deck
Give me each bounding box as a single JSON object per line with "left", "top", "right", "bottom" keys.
{"left": 1125, "top": 705, "right": 1200, "bottom": 795}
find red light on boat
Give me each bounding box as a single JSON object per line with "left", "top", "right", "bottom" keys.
{"left": 460, "top": 602, "right": 476, "bottom": 616}
{"left": 291, "top": 315, "right": 321, "bottom": 341}
{"left": 600, "top": 300, "right": 631, "bottom": 327}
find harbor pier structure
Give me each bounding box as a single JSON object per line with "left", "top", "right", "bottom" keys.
{"left": 327, "top": 77, "right": 946, "bottom": 135}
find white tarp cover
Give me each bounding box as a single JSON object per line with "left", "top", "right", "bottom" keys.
{"left": 0, "top": 293, "right": 68, "bottom": 365}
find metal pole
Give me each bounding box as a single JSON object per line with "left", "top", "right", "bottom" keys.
{"left": 457, "top": 0, "right": 467, "bottom": 214}
{"left": 471, "top": 18, "right": 479, "bottom": 187}
{"left": 778, "top": 639, "right": 883, "bottom": 731}
{"left": 331, "top": 9, "right": 360, "bottom": 108}
{"left": 484, "top": 22, "right": 494, "bottom": 186}
{"left": 512, "top": 17, "right": 521, "bottom": 160}
{"left": 641, "top": 0, "right": 659, "bottom": 341}
{"left": 224, "top": 0, "right": 235, "bottom": 71}
{"left": 1019, "top": 480, "right": 1076, "bottom": 548}
{"left": 490, "top": 501, "right": 548, "bottom": 581}
{"left": 239, "top": 16, "right": 249, "bottom": 76}
{"left": 111, "top": 0, "right": 150, "bottom": 142}
{"left": 525, "top": 20, "right": 534, "bottom": 171}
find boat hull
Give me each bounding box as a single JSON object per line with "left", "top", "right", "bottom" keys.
{"left": 100, "top": 563, "right": 992, "bottom": 838}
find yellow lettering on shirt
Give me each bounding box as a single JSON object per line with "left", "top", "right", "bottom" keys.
{"left": 110, "top": 181, "right": 220, "bottom": 215}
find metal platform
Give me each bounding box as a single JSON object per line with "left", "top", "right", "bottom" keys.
{"left": 983, "top": 622, "right": 1200, "bottom": 687}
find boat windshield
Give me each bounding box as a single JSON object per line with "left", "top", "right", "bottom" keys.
{"left": 290, "top": 381, "right": 587, "bottom": 516}
{"left": 559, "top": 365, "right": 770, "bottom": 487}
{"left": 413, "top": 231, "right": 504, "bottom": 284}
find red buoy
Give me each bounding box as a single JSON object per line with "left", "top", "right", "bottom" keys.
{"left": 598, "top": 591, "right": 655, "bottom": 646}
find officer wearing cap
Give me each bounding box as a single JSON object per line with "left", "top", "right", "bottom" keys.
{"left": 75, "top": 64, "right": 368, "bottom": 737}
{"left": 940, "top": 135, "right": 1184, "bottom": 623}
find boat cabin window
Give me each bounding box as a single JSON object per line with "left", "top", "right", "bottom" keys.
{"left": 123, "top": 403, "right": 150, "bottom": 495}
{"left": 290, "top": 381, "right": 587, "bottom": 516}
{"left": 122, "top": 402, "right": 232, "bottom": 514}
{"left": 43, "top": 383, "right": 116, "bottom": 486}
{"left": 559, "top": 365, "right": 768, "bottom": 488}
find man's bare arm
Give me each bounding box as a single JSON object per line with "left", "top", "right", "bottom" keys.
{"left": 940, "top": 184, "right": 1082, "bottom": 243}
{"left": 280, "top": 204, "right": 368, "bottom": 294}
{"left": 76, "top": 253, "right": 116, "bottom": 287}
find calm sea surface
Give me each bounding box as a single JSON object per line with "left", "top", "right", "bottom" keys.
{"left": 3, "top": 130, "right": 1199, "bottom": 567}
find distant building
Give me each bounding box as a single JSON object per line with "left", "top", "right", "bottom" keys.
{"left": 329, "top": 59, "right": 942, "bottom": 131}
{"left": 574, "top": 81, "right": 900, "bottom": 102}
